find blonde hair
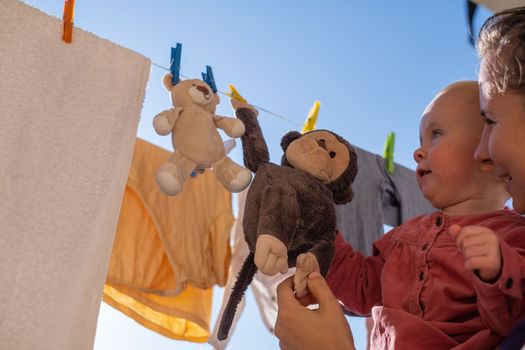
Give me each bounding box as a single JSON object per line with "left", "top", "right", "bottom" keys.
{"left": 477, "top": 6, "right": 525, "bottom": 94}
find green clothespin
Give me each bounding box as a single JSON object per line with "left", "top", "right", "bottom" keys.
{"left": 383, "top": 132, "right": 395, "bottom": 174}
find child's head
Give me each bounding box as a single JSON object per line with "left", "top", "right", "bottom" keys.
{"left": 414, "top": 81, "right": 509, "bottom": 214}
{"left": 475, "top": 7, "right": 525, "bottom": 213}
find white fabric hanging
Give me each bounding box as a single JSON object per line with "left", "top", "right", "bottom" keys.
{"left": 0, "top": 1, "right": 150, "bottom": 349}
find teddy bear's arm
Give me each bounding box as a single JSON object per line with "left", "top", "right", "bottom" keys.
{"left": 212, "top": 115, "right": 245, "bottom": 138}
{"left": 153, "top": 107, "right": 182, "bottom": 135}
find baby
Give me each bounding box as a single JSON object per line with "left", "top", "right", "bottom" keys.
{"left": 324, "top": 81, "right": 525, "bottom": 349}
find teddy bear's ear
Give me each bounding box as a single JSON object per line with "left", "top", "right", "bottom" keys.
{"left": 280, "top": 131, "right": 302, "bottom": 152}
{"left": 163, "top": 73, "right": 175, "bottom": 91}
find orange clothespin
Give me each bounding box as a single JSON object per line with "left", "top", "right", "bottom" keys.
{"left": 62, "top": 0, "right": 76, "bottom": 43}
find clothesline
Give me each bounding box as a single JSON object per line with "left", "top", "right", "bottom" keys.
{"left": 151, "top": 62, "right": 302, "bottom": 128}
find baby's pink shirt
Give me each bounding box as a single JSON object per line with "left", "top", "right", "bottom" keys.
{"left": 327, "top": 210, "right": 525, "bottom": 349}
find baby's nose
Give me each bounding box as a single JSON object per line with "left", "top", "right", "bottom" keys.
{"left": 413, "top": 147, "right": 424, "bottom": 162}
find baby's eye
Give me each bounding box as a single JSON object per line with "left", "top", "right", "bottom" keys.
{"left": 431, "top": 129, "right": 442, "bottom": 138}
{"left": 329, "top": 151, "right": 336, "bottom": 158}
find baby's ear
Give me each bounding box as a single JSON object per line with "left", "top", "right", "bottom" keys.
{"left": 163, "top": 73, "right": 175, "bottom": 91}
{"left": 280, "top": 131, "right": 302, "bottom": 152}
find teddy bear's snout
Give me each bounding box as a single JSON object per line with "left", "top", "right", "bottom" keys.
{"left": 197, "top": 85, "right": 209, "bottom": 96}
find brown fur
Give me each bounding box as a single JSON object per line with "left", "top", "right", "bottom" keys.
{"left": 218, "top": 107, "right": 358, "bottom": 340}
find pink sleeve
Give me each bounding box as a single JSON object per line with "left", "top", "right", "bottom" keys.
{"left": 472, "top": 224, "right": 525, "bottom": 336}
{"left": 325, "top": 230, "right": 394, "bottom": 316}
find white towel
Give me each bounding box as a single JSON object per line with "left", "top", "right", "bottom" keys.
{"left": 0, "top": 1, "right": 150, "bottom": 349}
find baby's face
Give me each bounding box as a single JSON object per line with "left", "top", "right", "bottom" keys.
{"left": 413, "top": 84, "right": 505, "bottom": 212}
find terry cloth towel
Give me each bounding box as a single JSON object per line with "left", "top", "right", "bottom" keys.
{"left": 104, "top": 138, "right": 234, "bottom": 342}
{"left": 0, "top": 1, "right": 150, "bottom": 349}
{"left": 336, "top": 146, "right": 435, "bottom": 255}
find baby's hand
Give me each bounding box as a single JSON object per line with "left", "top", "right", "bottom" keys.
{"left": 449, "top": 224, "right": 502, "bottom": 282}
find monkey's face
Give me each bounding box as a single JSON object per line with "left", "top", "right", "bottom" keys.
{"left": 285, "top": 130, "right": 350, "bottom": 183}
{"left": 171, "top": 79, "right": 219, "bottom": 113}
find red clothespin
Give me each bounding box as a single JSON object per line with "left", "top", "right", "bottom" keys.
{"left": 62, "top": 0, "right": 75, "bottom": 43}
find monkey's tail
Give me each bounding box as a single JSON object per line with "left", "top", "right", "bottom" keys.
{"left": 217, "top": 252, "right": 257, "bottom": 341}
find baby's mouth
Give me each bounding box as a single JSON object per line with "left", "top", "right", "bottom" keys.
{"left": 417, "top": 169, "right": 432, "bottom": 178}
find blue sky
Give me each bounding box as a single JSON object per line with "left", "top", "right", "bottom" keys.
{"left": 24, "top": 1, "right": 493, "bottom": 349}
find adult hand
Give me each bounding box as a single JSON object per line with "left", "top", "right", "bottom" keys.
{"left": 449, "top": 224, "right": 502, "bottom": 282}
{"left": 274, "top": 272, "right": 355, "bottom": 350}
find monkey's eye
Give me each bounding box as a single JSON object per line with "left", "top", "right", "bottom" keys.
{"left": 319, "top": 139, "right": 325, "bottom": 144}
{"left": 192, "top": 84, "right": 196, "bottom": 87}
{"left": 329, "top": 151, "right": 336, "bottom": 158}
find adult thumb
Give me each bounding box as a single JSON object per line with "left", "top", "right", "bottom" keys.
{"left": 306, "top": 272, "right": 338, "bottom": 311}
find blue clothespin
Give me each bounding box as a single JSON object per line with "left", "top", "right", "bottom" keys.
{"left": 170, "top": 43, "right": 182, "bottom": 85}
{"left": 201, "top": 65, "right": 217, "bottom": 93}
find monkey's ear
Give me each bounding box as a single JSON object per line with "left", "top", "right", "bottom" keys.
{"left": 280, "top": 131, "right": 302, "bottom": 151}
{"left": 332, "top": 185, "right": 354, "bottom": 205}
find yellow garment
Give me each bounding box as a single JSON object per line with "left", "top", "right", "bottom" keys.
{"left": 104, "top": 138, "right": 234, "bottom": 342}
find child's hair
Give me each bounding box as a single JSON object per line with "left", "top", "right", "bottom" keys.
{"left": 477, "top": 6, "right": 525, "bottom": 94}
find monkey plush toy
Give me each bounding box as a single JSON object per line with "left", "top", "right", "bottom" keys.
{"left": 217, "top": 98, "right": 358, "bottom": 340}
{"left": 153, "top": 73, "right": 252, "bottom": 196}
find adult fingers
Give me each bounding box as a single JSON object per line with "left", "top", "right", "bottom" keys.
{"left": 306, "top": 272, "right": 339, "bottom": 312}
{"left": 276, "top": 276, "right": 297, "bottom": 305}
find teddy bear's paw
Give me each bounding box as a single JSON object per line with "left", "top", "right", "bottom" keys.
{"left": 227, "top": 168, "right": 252, "bottom": 192}
{"left": 229, "top": 120, "right": 246, "bottom": 138}
{"left": 153, "top": 114, "right": 172, "bottom": 135}
{"left": 294, "top": 252, "right": 321, "bottom": 299}
{"left": 255, "top": 234, "right": 288, "bottom": 276}
{"left": 156, "top": 170, "right": 183, "bottom": 196}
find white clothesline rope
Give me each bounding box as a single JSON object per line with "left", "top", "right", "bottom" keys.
{"left": 151, "top": 62, "right": 302, "bottom": 128}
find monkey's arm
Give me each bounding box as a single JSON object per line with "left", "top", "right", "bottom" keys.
{"left": 257, "top": 182, "right": 300, "bottom": 244}
{"left": 231, "top": 104, "right": 270, "bottom": 173}
{"left": 308, "top": 238, "right": 335, "bottom": 276}
{"left": 294, "top": 238, "right": 334, "bottom": 298}
{"left": 153, "top": 107, "right": 182, "bottom": 135}
{"left": 254, "top": 182, "right": 300, "bottom": 275}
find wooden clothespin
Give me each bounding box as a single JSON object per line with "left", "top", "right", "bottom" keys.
{"left": 170, "top": 43, "right": 182, "bottom": 85}
{"left": 202, "top": 65, "right": 218, "bottom": 93}
{"left": 62, "top": 0, "right": 75, "bottom": 43}
{"left": 301, "top": 101, "right": 321, "bottom": 134}
{"left": 383, "top": 132, "right": 396, "bottom": 174}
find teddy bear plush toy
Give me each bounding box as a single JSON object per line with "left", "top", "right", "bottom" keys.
{"left": 153, "top": 73, "right": 252, "bottom": 195}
